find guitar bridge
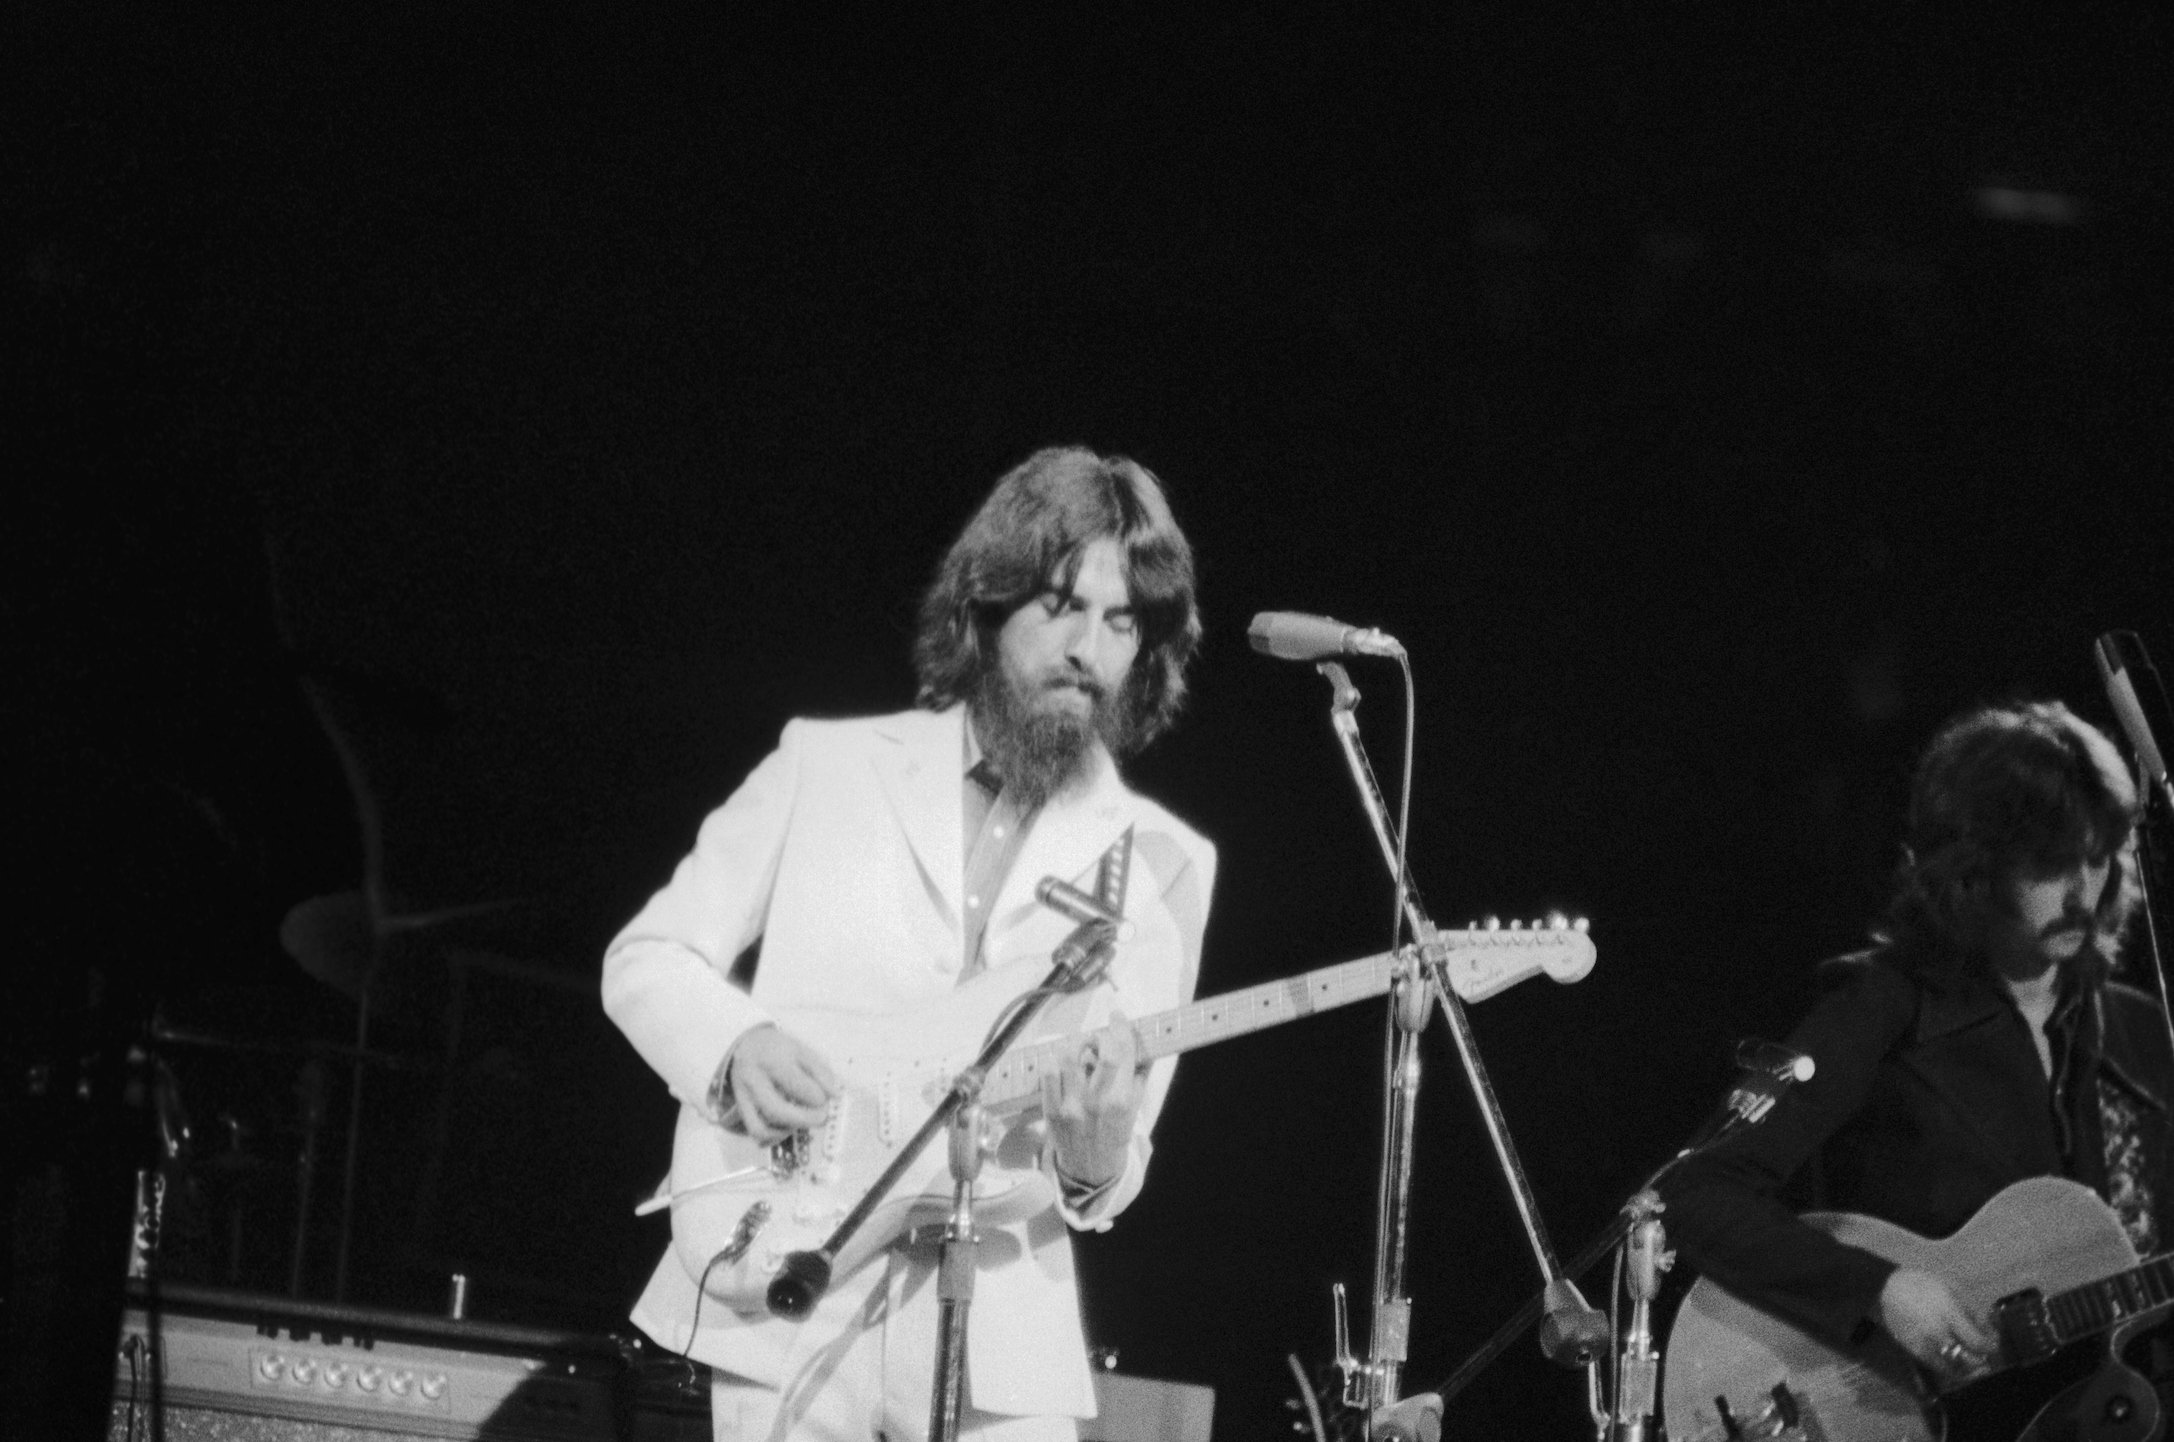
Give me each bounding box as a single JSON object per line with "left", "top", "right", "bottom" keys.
{"left": 768, "top": 1130, "right": 812, "bottom": 1178}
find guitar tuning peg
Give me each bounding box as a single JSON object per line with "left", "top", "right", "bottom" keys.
{"left": 1483, "top": 916, "right": 1501, "bottom": 931}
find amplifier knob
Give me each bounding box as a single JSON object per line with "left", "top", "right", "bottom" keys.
{"left": 389, "top": 1369, "right": 414, "bottom": 1397}
{"left": 257, "top": 1353, "right": 285, "bottom": 1381}
{"left": 419, "top": 1373, "right": 448, "bottom": 1401}
{"left": 356, "top": 1364, "right": 383, "bottom": 1392}
{"left": 291, "top": 1358, "right": 318, "bottom": 1385}
{"left": 323, "top": 1361, "right": 350, "bottom": 1388}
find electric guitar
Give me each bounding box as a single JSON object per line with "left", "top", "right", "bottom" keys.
{"left": 1663, "top": 1176, "right": 2174, "bottom": 1442}
{"left": 656, "top": 923, "right": 1595, "bottom": 1313}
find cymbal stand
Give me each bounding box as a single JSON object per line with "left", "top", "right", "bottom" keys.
{"left": 1315, "top": 662, "right": 1608, "bottom": 1433}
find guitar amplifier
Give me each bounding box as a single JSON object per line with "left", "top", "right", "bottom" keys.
{"left": 108, "top": 1282, "right": 708, "bottom": 1441}
{"left": 1083, "top": 1371, "right": 1214, "bottom": 1442}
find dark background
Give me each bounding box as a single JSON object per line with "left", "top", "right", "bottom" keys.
{"left": 10, "top": 4, "right": 2171, "bottom": 1437}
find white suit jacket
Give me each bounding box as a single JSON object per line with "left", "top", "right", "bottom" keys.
{"left": 602, "top": 705, "right": 1215, "bottom": 1417}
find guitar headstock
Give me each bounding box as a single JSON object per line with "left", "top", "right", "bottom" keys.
{"left": 1429, "top": 916, "right": 1595, "bottom": 1003}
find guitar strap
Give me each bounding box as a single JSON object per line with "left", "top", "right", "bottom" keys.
{"left": 1095, "top": 826, "right": 1135, "bottom": 915}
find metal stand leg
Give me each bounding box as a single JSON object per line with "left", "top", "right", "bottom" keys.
{"left": 928, "top": 1102, "right": 985, "bottom": 1442}
{"left": 1602, "top": 1192, "right": 1669, "bottom": 1441}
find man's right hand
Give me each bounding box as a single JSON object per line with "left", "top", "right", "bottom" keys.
{"left": 1876, "top": 1266, "right": 1997, "bottom": 1381}
{"left": 724, "top": 1024, "right": 838, "bottom": 1141}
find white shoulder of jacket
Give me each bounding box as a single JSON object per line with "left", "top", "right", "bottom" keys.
{"left": 779, "top": 706, "right": 1216, "bottom": 879}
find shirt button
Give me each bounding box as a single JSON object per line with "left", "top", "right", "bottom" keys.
{"left": 967, "top": 895, "right": 981, "bottom": 909}
{"left": 993, "top": 826, "right": 1005, "bottom": 838}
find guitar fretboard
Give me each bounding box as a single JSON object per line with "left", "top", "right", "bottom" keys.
{"left": 2042, "top": 1252, "right": 2174, "bottom": 1343}
{"left": 977, "top": 951, "right": 1401, "bottom": 1108}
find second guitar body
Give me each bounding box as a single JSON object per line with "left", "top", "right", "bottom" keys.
{"left": 1664, "top": 1175, "right": 2174, "bottom": 1442}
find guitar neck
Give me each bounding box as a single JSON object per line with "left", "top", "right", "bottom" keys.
{"left": 978, "top": 951, "right": 1400, "bottom": 1109}
{"left": 2043, "top": 1251, "right": 2174, "bottom": 1345}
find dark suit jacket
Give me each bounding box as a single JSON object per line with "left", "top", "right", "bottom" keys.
{"left": 1661, "top": 950, "right": 2174, "bottom": 1348}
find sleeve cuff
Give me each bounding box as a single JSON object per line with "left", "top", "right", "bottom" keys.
{"left": 705, "top": 1032, "right": 756, "bottom": 1132}
{"left": 1046, "top": 1148, "right": 1127, "bottom": 1230}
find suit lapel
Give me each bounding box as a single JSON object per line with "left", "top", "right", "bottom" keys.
{"left": 992, "top": 749, "right": 1140, "bottom": 934}
{"left": 869, "top": 707, "right": 968, "bottom": 932}
{"left": 1910, "top": 985, "right": 2066, "bottom": 1177}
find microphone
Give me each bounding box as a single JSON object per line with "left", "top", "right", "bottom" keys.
{"left": 1035, "top": 878, "right": 1137, "bottom": 947}
{"left": 1035, "top": 877, "right": 1123, "bottom": 929}
{"left": 766, "top": 1248, "right": 832, "bottom": 1319}
{"left": 1248, "top": 611, "right": 1405, "bottom": 662}
{"left": 2095, "top": 632, "right": 2170, "bottom": 800}
{"left": 1733, "top": 1039, "right": 1816, "bottom": 1084}
{"left": 1674, "top": 1040, "right": 1814, "bottom": 1162}
{"left": 1715, "top": 1040, "right": 1813, "bottom": 1135}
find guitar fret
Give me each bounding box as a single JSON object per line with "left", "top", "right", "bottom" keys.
{"left": 2042, "top": 1252, "right": 2174, "bottom": 1347}
{"left": 2145, "top": 1258, "right": 2174, "bottom": 1309}
{"left": 2057, "top": 1285, "right": 2115, "bottom": 1339}
{"left": 974, "top": 956, "right": 1399, "bottom": 1109}
{"left": 1146, "top": 956, "right": 1395, "bottom": 1054}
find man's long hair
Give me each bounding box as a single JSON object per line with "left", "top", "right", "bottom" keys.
{"left": 1878, "top": 700, "right": 2140, "bottom": 978}
{"left": 913, "top": 446, "right": 1200, "bottom": 755}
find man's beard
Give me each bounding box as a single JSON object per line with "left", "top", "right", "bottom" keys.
{"left": 971, "top": 661, "right": 1139, "bottom": 812}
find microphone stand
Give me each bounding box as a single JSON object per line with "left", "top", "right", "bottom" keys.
{"left": 927, "top": 1094, "right": 987, "bottom": 1442}
{"left": 1314, "top": 662, "right": 1608, "bottom": 1435}
{"left": 2096, "top": 632, "right": 2174, "bottom": 1093}
{"left": 1425, "top": 1060, "right": 1806, "bottom": 1425}
{"left": 763, "top": 919, "right": 1119, "bottom": 1345}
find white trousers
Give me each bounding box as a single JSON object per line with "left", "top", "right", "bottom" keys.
{"left": 708, "top": 1247, "right": 1080, "bottom": 1442}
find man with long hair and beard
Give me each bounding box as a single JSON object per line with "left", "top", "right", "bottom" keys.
{"left": 603, "top": 447, "right": 1215, "bottom": 1440}
{"left": 1662, "top": 700, "right": 2174, "bottom": 1430}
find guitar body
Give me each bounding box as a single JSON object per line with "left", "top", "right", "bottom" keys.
{"left": 665, "top": 958, "right": 1094, "bottom": 1314}
{"left": 1664, "top": 1177, "right": 2159, "bottom": 1442}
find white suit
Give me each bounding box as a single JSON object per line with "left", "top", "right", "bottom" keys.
{"left": 603, "top": 705, "right": 1214, "bottom": 1424}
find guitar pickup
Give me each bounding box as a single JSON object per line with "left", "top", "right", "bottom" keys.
{"left": 1709, "top": 1385, "right": 1816, "bottom": 1442}
{"left": 1992, "top": 1287, "right": 2054, "bottom": 1365}
{"left": 1768, "top": 1382, "right": 1799, "bottom": 1429}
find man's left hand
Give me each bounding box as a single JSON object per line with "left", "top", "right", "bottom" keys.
{"left": 1042, "top": 1017, "right": 1145, "bottom": 1191}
